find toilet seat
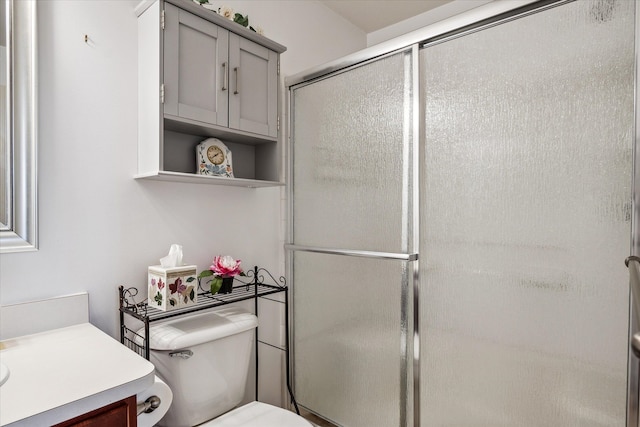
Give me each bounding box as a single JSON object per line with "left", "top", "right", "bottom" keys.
{"left": 201, "top": 401, "right": 313, "bottom": 427}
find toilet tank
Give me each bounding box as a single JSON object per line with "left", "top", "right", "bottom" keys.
{"left": 145, "top": 307, "right": 258, "bottom": 427}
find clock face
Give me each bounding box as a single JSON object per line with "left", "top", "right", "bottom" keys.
{"left": 207, "top": 145, "right": 225, "bottom": 165}
{"left": 197, "top": 138, "right": 234, "bottom": 178}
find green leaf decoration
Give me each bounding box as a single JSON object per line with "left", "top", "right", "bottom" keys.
{"left": 169, "top": 298, "right": 176, "bottom": 307}
{"left": 198, "top": 269, "right": 214, "bottom": 279}
{"left": 210, "top": 276, "right": 223, "bottom": 294}
{"left": 195, "top": 0, "right": 208, "bottom": 4}
{"left": 189, "top": 288, "right": 195, "bottom": 301}
{"left": 185, "top": 285, "right": 194, "bottom": 301}
{"left": 154, "top": 291, "right": 163, "bottom": 306}
{"left": 186, "top": 276, "right": 195, "bottom": 282}
{"left": 233, "top": 13, "right": 249, "bottom": 27}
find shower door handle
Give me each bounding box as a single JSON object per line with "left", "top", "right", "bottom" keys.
{"left": 626, "top": 256, "right": 640, "bottom": 357}
{"left": 626, "top": 255, "right": 640, "bottom": 322}
{"left": 632, "top": 333, "right": 640, "bottom": 358}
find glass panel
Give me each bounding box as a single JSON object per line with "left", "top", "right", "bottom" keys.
{"left": 291, "top": 51, "right": 413, "bottom": 253}
{"left": 293, "top": 251, "right": 405, "bottom": 427}
{"left": 419, "top": 1, "right": 634, "bottom": 425}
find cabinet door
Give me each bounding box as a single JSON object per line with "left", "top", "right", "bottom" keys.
{"left": 52, "top": 395, "right": 137, "bottom": 427}
{"left": 163, "top": 3, "right": 228, "bottom": 126}
{"left": 229, "top": 34, "right": 278, "bottom": 138}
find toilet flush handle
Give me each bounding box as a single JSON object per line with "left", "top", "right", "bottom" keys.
{"left": 169, "top": 349, "right": 193, "bottom": 359}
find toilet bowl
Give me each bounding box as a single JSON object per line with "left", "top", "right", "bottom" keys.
{"left": 203, "top": 401, "right": 312, "bottom": 427}
{"left": 141, "top": 307, "right": 312, "bottom": 427}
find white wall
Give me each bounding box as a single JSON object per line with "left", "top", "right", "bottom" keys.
{"left": 367, "top": 0, "right": 493, "bottom": 46}
{"left": 209, "top": 0, "right": 366, "bottom": 76}
{"left": 0, "top": 0, "right": 365, "bottom": 340}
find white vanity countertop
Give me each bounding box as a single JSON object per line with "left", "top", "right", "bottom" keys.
{"left": 0, "top": 322, "right": 155, "bottom": 426}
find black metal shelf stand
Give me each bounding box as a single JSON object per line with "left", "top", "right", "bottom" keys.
{"left": 118, "top": 265, "right": 299, "bottom": 414}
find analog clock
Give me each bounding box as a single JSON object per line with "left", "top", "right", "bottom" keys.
{"left": 196, "top": 138, "right": 234, "bottom": 178}
{"left": 207, "top": 145, "right": 225, "bottom": 165}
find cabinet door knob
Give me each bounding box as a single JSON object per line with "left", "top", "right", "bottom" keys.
{"left": 222, "top": 62, "right": 228, "bottom": 91}
{"left": 234, "top": 67, "right": 239, "bottom": 95}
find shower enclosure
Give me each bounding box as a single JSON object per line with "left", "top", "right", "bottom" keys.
{"left": 286, "top": 1, "right": 638, "bottom": 426}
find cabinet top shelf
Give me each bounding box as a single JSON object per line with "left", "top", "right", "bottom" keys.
{"left": 135, "top": 0, "right": 287, "bottom": 54}
{"left": 134, "top": 170, "right": 284, "bottom": 187}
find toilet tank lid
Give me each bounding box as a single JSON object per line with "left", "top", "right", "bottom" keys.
{"left": 141, "top": 307, "right": 258, "bottom": 351}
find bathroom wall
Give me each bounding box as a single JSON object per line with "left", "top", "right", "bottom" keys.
{"left": 0, "top": 0, "right": 365, "bottom": 409}
{"left": 0, "top": 0, "right": 364, "bottom": 335}
{"left": 366, "top": 0, "right": 493, "bottom": 46}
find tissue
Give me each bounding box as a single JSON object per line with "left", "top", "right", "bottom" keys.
{"left": 160, "top": 244, "right": 183, "bottom": 268}
{"left": 148, "top": 245, "right": 197, "bottom": 311}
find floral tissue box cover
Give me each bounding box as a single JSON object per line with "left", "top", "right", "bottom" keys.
{"left": 148, "top": 265, "right": 197, "bottom": 311}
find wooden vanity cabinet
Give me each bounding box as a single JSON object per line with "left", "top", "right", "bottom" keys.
{"left": 53, "top": 395, "right": 137, "bottom": 427}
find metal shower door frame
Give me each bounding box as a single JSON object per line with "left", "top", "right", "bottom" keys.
{"left": 628, "top": 4, "right": 640, "bottom": 426}
{"left": 285, "top": 43, "right": 419, "bottom": 427}
{"left": 285, "top": 1, "right": 640, "bottom": 425}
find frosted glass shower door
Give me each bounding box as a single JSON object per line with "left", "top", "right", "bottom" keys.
{"left": 289, "top": 49, "right": 416, "bottom": 427}
{"left": 419, "top": 1, "right": 634, "bottom": 426}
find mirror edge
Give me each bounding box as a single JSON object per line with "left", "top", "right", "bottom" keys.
{"left": 0, "top": 0, "right": 37, "bottom": 254}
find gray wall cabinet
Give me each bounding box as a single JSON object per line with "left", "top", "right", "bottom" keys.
{"left": 163, "top": 3, "right": 229, "bottom": 128}
{"left": 228, "top": 33, "right": 278, "bottom": 138}
{"left": 136, "top": 0, "right": 286, "bottom": 187}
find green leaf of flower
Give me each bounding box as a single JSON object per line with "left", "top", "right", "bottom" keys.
{"left": 198, "top": 269, "right": 214, "bottom": 279}
{"left": 186, "top": 276, "right": 195, "bottom": 282}
{"left": 210, "top": 276, "right": 223, "bottom": 294}
{"left": 233, "top": 13, "right": 249, "bottom": 27}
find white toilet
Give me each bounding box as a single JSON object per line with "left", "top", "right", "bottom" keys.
{"left": 140, "top": 306, "right": 312, "bottom": 427}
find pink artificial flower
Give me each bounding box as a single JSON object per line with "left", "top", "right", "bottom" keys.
{"left": 210, "top": 255, "right": 242, "bottom": 278}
